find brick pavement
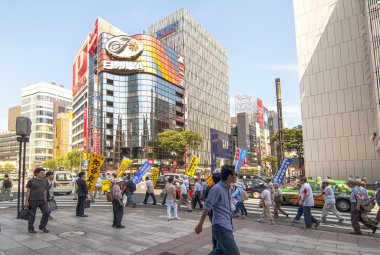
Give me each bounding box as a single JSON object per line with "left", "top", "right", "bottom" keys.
{"left": 0, "top": 206, "right": 379, "bottom": 255}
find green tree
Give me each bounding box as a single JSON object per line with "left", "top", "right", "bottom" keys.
{"left": 66, "top": 149, "right": 81, "bottom": 171}
{"left": 3, "top": 163, "right": 15, "bottom": 173}
{"left": 262, "top": 156, "right": 278, "bottom": 177}
{"left": 42, "top": 158, "right": 57, "bottom": 170}
{"left": 157, "top": 130, "right": 202, "bottom": 162}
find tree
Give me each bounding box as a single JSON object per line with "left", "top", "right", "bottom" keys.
{"left": 66, "top": 149, "right": 81, "bottom": 171}
{"left": 157, "top": 130, "right": 202, "bottom": 162}
{"left": 262, "top": 156, "right": 277, "bottom": 177}
{"left": 43, "top": 158, "right": 57, "bottom": 170}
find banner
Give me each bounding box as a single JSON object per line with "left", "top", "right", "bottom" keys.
{"left": 150, "top": 167, "right": 160, "bottom": 187}
{"left": 234, "top": 148, "right": 248, "bottom": 174}
{"left": 185, "top": 155, "right": 199, "bottom": 177}
{"left": 132, "top": 162, "right": 153, "bottom": 184}
{"left": 86, "top": 153, "right": 105, "bottom": 192}
{"left": 102, "top": 180, "right": 111, "bottom": 191}
{"left": 205, "top": 174, "right": 213, "bottom": 186}
{"left": 233, "top": 148, "right": 241, "bottom": 166}
{"left": 272, "top": 157, "right": 293, "bottom": 185}
{"left": 116, "top": 159, "right": 132, "bottom": 178}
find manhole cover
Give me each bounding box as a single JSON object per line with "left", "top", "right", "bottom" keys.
{"left": 58, "top": 231, "right": 86, "bottom": 238}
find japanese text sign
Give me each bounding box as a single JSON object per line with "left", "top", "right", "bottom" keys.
{"left": 185, "top": 155, "right": 199, "bottom": 177}
{"left": 86, "top": 153, "right": 105, "bottom": 192}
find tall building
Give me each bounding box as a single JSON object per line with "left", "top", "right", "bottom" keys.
{"left": 8, "top": 105, "right": 21, "bottom": 132}
{"left": 54, "top": 112, "right": 71, "bottom": 158}
{"left": 21, "top": 82, "right": 72, "bottom": 170}
{"left": 72, "top": 18, "right": 185, "bottom": 170}
{"left": 0, "top": 131, "right": 18, "bottom": 168}
{"left": 293, "top": 0, "right": 380, "bottom": 182}
{"left": 149, "top": 9, "right": 230, "bottom": 169}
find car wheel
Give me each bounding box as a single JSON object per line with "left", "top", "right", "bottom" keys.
{"left": 251, "top": 191, "right": 260, "bottom": 199}
{"left": 66, "top": 191, "right": 72, "bottom": 195}
{"left": 336, "top": 199, "right": 350, "bottom": 212}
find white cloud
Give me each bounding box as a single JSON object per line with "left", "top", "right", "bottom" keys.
{"left": 256, "top": 63, "right": 299, "bottom": 72}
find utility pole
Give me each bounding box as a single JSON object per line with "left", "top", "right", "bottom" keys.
{"left": 275, "top": 78, "right": 285, "bottom": 166}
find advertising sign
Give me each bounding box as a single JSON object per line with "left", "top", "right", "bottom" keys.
{"left": 83, "top": 106, "right": 87, "bottom": 150}
{"left": 86, "top": 153, "right": 105, "bottom": 192}
{"left": 257, "top": 98, "right": 264, "bottom": 128}
{"left": 89, "top": 18, "right": 99, "bottom": 56}
{"left": 72, "top": 42, "right": 88, "bottom": 97}
{"left": 272, "top": 158, "right": 293, "bottom": 185}
{"left": 233, "top": 148, "right": 241, "bottom": 166}
{"left": 116, "top": 159, "right": 132, "bottom": 178}
{"left": 150, "top": 167, "right": 160, "bottom": 187}
{"left": 185, "top": 156, "right": 200, "bottom": 177}
{"left": 205, "top": 174, "right": 213, "bottom": 186}
{"left": 156, "top": 22, "right": 178, "bottom": 39}
{"left": 132, "top": 162, "right": 153, "bottom": 184}
{"left": 235, "top": 148, "right": 248, "bottom": 174}
{"left": 105, "top": 35, "right": 143, "bottom": 59}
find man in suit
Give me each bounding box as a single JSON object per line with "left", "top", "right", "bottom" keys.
{"left": 76, "top": 171, "right": 88, "bottom": 217}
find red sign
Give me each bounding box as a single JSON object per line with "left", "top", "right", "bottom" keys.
{"left": 89, "top": 19, "right": 99, "bottom": 56}
{"left": 257, "top": 98, "right": 264, "bottom": 127}
{"left": 244, "top": 155, "right": 248, "bottom": 166}
{"left": 161, "top": 167, "right": 174, "bottom": 173}
{"left": 72, "top": 42, "right": 88, "bottom": 97}
{"left": 148, "top": 158, "right": 154, "bottom": 165}
{"left": 233, "top": 148, "right": 241, "bottom": 165}
{"left": 83, "top": 106, "right": 87, "bottom": 150}
{"left": 93, "top": 134, "right": 100, "bottom": 154}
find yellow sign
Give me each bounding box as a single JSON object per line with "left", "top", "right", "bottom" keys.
{"left": 116, "top": 159, "right": 132, "bottom": 178}
{"left": 185, "top": 156, "right": 199, "bottom": 177}
{"left": 206, "top": 174, "right": 213, "bottom": 186}
{"left": 82, "top": 152, "right": 87, "bottom": 160}
{"left": 86, "top": 153, "right": 105, "bottom": 192}
{"left": 150, "top": 167, "right": 160, "bottom": 187}
{"left": 102, "top": 180, "right": 111, "bottom": 191}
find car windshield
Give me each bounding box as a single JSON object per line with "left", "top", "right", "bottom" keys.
{"left": 56, "top": 173, "right": 72, "bottom": 181}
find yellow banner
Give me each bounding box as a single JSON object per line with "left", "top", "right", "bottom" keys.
{"left": 185, "top": 155, "right": 199, "bottom": 177}
{"left": 116, "top": 159, "right": 132, "bottom": 178}
{"left": 86, "top": 153, "right": 105, "bottom": 192}
{"left": 102, "top": 180, "right": 111, "bottom": 191}
{"left": 150, "top": 167, "right": 160, "bottom": 187}
{"left": 205, "top": 174, "right": 213, "bottom": 186}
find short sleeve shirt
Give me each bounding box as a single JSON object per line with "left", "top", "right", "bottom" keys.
{"left": 26, "top": 178, "right": 47, "bottom": 201}
{"left": 323, "top": 186, "right": 335, "bottom": 204}
{"left": 300, "top": 183, "right": 314, "bottom": 206}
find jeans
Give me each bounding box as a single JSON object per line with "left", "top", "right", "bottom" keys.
{"left": 209, "top": 224, "right": 240, "bottom": 255}
{"left": 192, "top": 194, "right": 203, "bottom": 209}
{"left": 28, "top": 200, "right": 50, "bottom": 230}
{"left": 303, "top": 206, "right": 317, "bottom": 228}
{"left": 126, "top": 192, "right": 135, "bottom": 205}
{"left": 143, "top": 192, "right": 156, "bottom": 204}
{"left": 321, "top": 203, "right": 343, "bottom": 221}
{"left": 235, "top": 201, "right": 245, "bottom": 216}
{"left": 112, "top": 201, "right": 124, "bottom": 227}
{"left": 76, "top": 196, "right": 85, "bottom": 216}
{"left": 294, "top": 206, "right": 303, "bottom": 221}
{"left": 166, "top": 199, "right": 178, "bottom": 219}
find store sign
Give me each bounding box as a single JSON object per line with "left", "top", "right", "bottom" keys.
{"left": 103, "top": 60, "right": 144, "bottom": 71}
{"left": 156, "top": 22, "right": 178, "bottom": 39}
{"left": 72, "top": 42, "right": 88, "bottom": 96}
{"left": 105, "top": 35, "right": 143, "bottom": 59}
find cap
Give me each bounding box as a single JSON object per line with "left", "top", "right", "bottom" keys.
{"left": 116, "top": 178, "right": 124, "bottom": 183}
{"left": 375, "top": 182, "right": 380, "bottom": 185}
{"left": 322, "top": 179, "right": 330, "bottom": 184}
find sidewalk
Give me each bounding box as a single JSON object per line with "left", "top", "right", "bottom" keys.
{"left": 0, "top": 205, "right": 379, "bottom": 255}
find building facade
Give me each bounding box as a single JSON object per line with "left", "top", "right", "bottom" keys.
{"left": 21, "top": 82, "right": 72, "bottom": 170}
{"left": 0, "top": 131, "right": 18, "bottom": 169}
{"left": 293, "top": 0, "right": 380, "bottom": 182}
{"left": 8, "top": 106, "right": 21, "bottom": 132}
{"left": 54, "top": 112, "right": 71, "bottom": 158}
{"left": 148, "top": 9, "right": 230, "bottom": 169}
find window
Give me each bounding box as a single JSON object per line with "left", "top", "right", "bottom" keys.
{"left": 56, "top": 173, "right": 73, "bottom": 181}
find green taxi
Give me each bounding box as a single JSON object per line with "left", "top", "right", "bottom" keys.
{"left": 281, "top": 179, "right": 375, "bottom": 212}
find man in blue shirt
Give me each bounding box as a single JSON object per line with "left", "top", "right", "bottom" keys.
{"left": 194, "top": 165, "right": 240, "bottom": 255}
{"left": 192, "top": 178, "right": 203, "bottom": 209}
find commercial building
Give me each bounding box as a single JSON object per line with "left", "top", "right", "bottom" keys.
{"left": 8, "top": 106, "right": 21, "bottom": 132}
{"left": 72, "top": 18, "right": 185, "bottom": 170}
{"left": 149, "top": 9, "right": 230, "bottom": 169}
{"left": 54, "top": 112, "right": 72, "bottom": 158}
{"left": 0, "top": 131, "right": 18, "bottom": 169}
{"left": 21, "top": 82, "right": 72, "bottom": 170}
{"left": 293, "top": 0, "right": 380, "bottom": 182}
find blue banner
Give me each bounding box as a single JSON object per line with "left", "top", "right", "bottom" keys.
{"left": 235, "top": 148, "right": 248, "bottom": 174}
{"left": 272, "top": 158, "right": 293, "bottom": 185}
{"left": 132, "top": 162, "right": 153, "bottom": 184}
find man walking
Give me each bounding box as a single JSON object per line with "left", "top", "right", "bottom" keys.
{"left": 143, "top": 176, "right": 156, "bottom": 205}
{"left": 179, "top": 180, "right": 192, "bottom": 212}
{"left": 232, "top": 182, "right": 246, "bottom": 219}
{"left": 346, "top": 180, "right": 377, "bottom": 235}
{"left": 192, "top": 178, "right": 203, "bottom": 209}
{"left": 319, "top": 179, "right": 344, "bottom": 223}
{"left": 76, "top": 171, "right": 88, "bottom": 217}
{"left": 258, "top": 184, "right": 275, "bottom": 225}
{"left": 2, "top": 174, "right": 13, "bottom": 201}
{"left": 25, "top": 168, "right": 50, "bottom": 233}
{"left": 273, "top": 183, "right": 289, "bottom": 219}
{"left": 299, "top": 176, "right": 320, "bottom": 229}
{"left": 195, "top": 165, "right": 240, "bottom": 255}
{"left": 125, "top": 175, "right": 137, "bottom": 207}
{"left": 46, "top": 171, "right": 54, "bottom": 220}
{"left": 112, "top": 178, "right": 125, "bottom": 228}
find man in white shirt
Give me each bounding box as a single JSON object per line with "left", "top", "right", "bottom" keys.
{"left": 179, "top": 180, "right": 192, "bottom": 212}
{"left": 319, "top": 179, "right": 344, "bottom": 223}
{"left": 299, "top": 176, "right": 320, "bottom": 229}
{"left": 143, "top": 176, "right": 156, "bottom": 205}
{"left": 258, "top": 184, "right": 275, "bottom": 225}
{"left": 94, "top": 175, "right": 103, "bottom": 199}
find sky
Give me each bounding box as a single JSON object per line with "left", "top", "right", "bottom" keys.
{"left": 0, "top": 0, "right": 300, "bottom": 131}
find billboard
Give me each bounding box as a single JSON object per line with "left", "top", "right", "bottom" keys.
{"left": 257, "top": 98, "right": 263, "bottom": 128}
{"left": 72, "top": 41, "right": 88, "bottom": 97}
{"left": 156, "top": 22, "right": 178, "bottom": 39}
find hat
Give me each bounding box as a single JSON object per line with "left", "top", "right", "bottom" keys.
{"left": 346, "top": 179, "right": 355, "bottom": 184}
{"left": 322, "top": 179, "right": 330, "bottom": 184}
{"left": 115, "top": 178, "right": 124, "bottom": 183}
{"left": 213, "top": 169, "right": 220, "bottom": 174}
{"left": 375, "top": 182, "right": 380, "bottom": 186}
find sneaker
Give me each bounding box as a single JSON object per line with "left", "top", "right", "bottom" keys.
{"left": 168, "top": 218, "right": 171, "bottom": 221}
{"left": 174, "top": 217, "right": 181, "bottom": 220}
{"left": 257, "top": 219, "right": 266, "bottom": 223}
{"left": 38, "top": 227, "right": 49, "bottom": 233}
{"left": 28, "top": 229, "right": 37, "bottom": 234}
{"left": 350, "top": 232, "right": 362, "bottom": 235}
{"left": 314, "top": 220, "right": 320, "bottom": 229}
{"left": 270, "top": 221, "right": 276, "bottom": 225}
{"left": 79, "top": 214, "right": 88, "bottom": 217}
{"left": 294, "top": 220, "right": 300, "bottom": 223}
{"left": 115, "top": 225, "right": 125, "bottom": 229}
{"left": 338, "top": 219, "right": 344, "bottom": 223}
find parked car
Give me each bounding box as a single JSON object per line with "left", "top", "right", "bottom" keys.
{"left": 155, "top": 176, "right": 167, "bottom": 189}
{"left": 242, "top": 179, "right": 267, "bottom": 199}
{"left": 281, "top": 179, "right": 375, "bottom": 212}
{"left": 52, "top": 171, "right": 74, "bottom": 195}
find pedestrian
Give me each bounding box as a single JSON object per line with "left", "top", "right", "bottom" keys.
{"left": 201, "top": 178, "right": 207, "bottom": 199}
{"left": 94, "top": 175, "right": 103, "bottom": 199}
{"left": 194, "top": 165, "right": 240, "bottom": 255}
{"left": 45, "top": 171, "right": 54, "bottom": 220}
{"left": 232, "top": 182, "right": 245, "bottom": 219}
{"left": 373, "top": 182, "right": 380, "bottom": 225}
{"left": 273, "top": 183, "right": 289, "bottom": 219}
{"left": 72, "top": 175, "right": 78, "bottom": 200}
{"left": 291, "top": 183, "right": 304, "bottom": 225}
{"left": 112, "top": 178, "right": 125, "bottom": 228}
{"left": 179, "top": 180, "right": 192, "bottom": 212}
{"left": 258, "top": 184, "right": 275, "bottom": 225}
{"left": 25, "top": 168, "right": 50, "bottom": 233}
{"left": 346, "top": 180, "right": 377, "bottom": 235}
{"left": 299, "top": 176, "right": 320, "bottom": 229}
{"left": 164, "top": 176, "right": 179, "bottom": 221}
{"left": 318, "top": 179, "right": 344, "bottom": 223}
{"left": 143, "top": 176, "right": 156, "bottom": 205}
{"left": 2, "top": 174, "right": 13, "bottom": 202}
{"left": 124, "top": 175, "right": 137, "bottom": 207}
{"left": 192, "top": 178, "right": 203, "bottom": 209}
{"left": 76, "top": 171, "right": 89, "bottom": 217}
{"left": 183, "top": 175, "right": 190, "bottom": 190}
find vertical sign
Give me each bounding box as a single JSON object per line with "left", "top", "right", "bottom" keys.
{"left": 150, "top": 167, "right": 160, "bottom": 187}
{"left": 235, "top": 148, "right": 248, "bottom": 174}
{"left": 86, "top": 153, "right": 105, "bottom": 192}
{"left": 233, "top": 148, "right": 241, "bottom": 166}
{"left": 83, "top": 106, "right": 87, "bottom": 150}
{"left": 185, "top": 156, "right": 200, "bottom": 177}
{"left": 272, "top": 157, "right": 293, "bottom": 185}
{"left": 257, "top": 98, "right": 264, "bottom": 128}
{"left": 116, "top": 159, "right": 133, "bottom": 178}
{"left": 132, "top": 162, "right": 153, "bottom": 184}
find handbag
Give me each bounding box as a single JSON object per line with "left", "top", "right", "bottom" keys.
{"left": 18, "top": 208, "right": 30, "bottom": 220}
{"left": 48, "top": 199, "right": 58, "bottom": 211}
{"left": 84, "top": 198, "right": 91, "bottom": 208}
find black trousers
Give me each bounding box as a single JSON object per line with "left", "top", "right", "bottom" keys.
{"left": 143, "top": 192, "right": 156, "bottom": 204}
{"left": 350, "top": 203, "right": 376, "bottom": 233}
{"left": 192, "top": 194, "right": 203, "bottom": 209}
{"left": 76, "top": 196, "right": 85, "bottom": 216}
{"left": 113, "top": 202, "right": 124, "bottom": 227}
{"left": 28, "top": 200, "right": 50, "bottom": 230}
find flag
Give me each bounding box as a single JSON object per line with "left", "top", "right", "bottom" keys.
{"left": 272, "top": 158, "right": 293, "bottom": 185}
{"left": 234, "top": 148, "right": 248, "bottom": 174}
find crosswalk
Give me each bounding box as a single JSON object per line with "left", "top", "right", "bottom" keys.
{"left": 1, "top": 197, "right": 378, "bottom": 233}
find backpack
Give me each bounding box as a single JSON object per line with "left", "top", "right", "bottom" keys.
{"left": 3, "top": 179, "right": 12, "bottom": 189}
{"left": 242, "top": 189, "right": 249, "bottom": 201}
{"left": 127, "top": 180, "right": 136, "bottom": 192}
{"left": 106, "top": 191, "right": 114, "bottom": 202}
{"left": 355, "top": 188, "right": 374, "bottom": 212}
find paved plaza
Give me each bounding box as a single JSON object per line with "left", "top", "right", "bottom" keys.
{"left": 1, "top": 203, "right": 380, "bottom": 255}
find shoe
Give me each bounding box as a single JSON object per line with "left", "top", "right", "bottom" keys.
{"left": 301, "top": 226, "right": 312, "bottom": 229}
{"left": 257, "top": 219, "right": 266, "bottom": 223}
{"left": 270, "top": 221, "right": 276, "bottom": 225}
{"left": 143, "top": 202, "right": 147, "bottom": 204}
{"left": 168, "top": 218, "right": 171, "bottom": 221}
{"left": 338, "top": 219, "right": 344, "bottom": 223}
{"left": 80, "top": 214, "right": 88, "bottom": 217}
{"left": 286, "top": 214, "right": 289, "bottom": 218}
{"left": 372, "top": 227, "right": 377, "bottom": 235}
{"left": 115, "top": 225, "right": 125, "bottom": 228}
{"left": 152, "top": 203, "right": 157, "bottom": 205}
{"left": 73, "top": 198, "right": 77, "bottom": 200}
{"left": 39, "top": 228, "right": 49, "bottom": 233}
{"left": 294, "top": 220, "right": 300, "bottom": 223}
{"left": 174, "top": 217, "right": 181, "bottom": 220}
{"left": 314, "top": 220, "right": 320, "bottom": 229}
{"left": 187, "top": 210, "right": 192, "bottom": 212}
{"left": 112, "top": 225, "right": 116, "bottom": 228}
{"left": 350, "top": 232, "right": 362, "bottom": 235}
{"left": 10, "top": 197, "right": 13, "bottom": 202}
{"left": 28, "top": 229, "right": 37, "bottom": 234}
